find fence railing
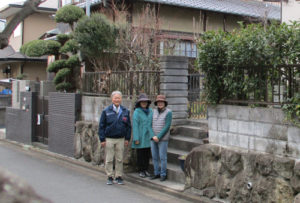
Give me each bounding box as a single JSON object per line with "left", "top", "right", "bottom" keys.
{"left": 188, "top": 73, "right": 207, "bottom": 119}
{"left": 222, "top": 64, "right": 300, "bottom": 105}
{"left": 82, "top": 70, "right": 161, "bottom": 99}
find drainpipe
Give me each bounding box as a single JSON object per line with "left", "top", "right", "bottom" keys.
{"left": 86, "top": 0, "right": 91, "bottom": 17}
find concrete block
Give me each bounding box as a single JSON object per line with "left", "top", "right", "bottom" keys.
{"left": 161, "top": 69, "right": 188, "bottom": 76}
{"left": 287, "top": 142, "right": 300, "bottom": 159}
{"left": 160, "top": 56, "right": 188, "bottom": 63}
{"left": 160, "top": 61, "right": 188, "bottom": 69}
{"left": 40, "top": 81, "right": 56, "bottom": 97}
{"left": 208, "top": 117, "right": 217, "bottom": 131}
{"left": 167, "top": 104, "right": 187, "bottom": 112}
{"left": 209, "top": 130, "right": 218, "bottom": 143}
{"left": 209, "top": 130, "right": 227, "bottom": 146}
{"left": 228, "top": 119, "right": 238, "bottom": 133}
{"left": 172, "top": 111, "right": 188, "bottom": 119}
{"left": 227, "top": 105, "right": 250, "bottom": 121}
{"left": 262, "top": 123, "right": 288, "bottom": 141}
{"left": 227, "top": 133, "right": 249, "bottom": 149}
{"left": 253, "top": 122, "right": 264, "bottom": 137}
{"left": 249, "top": 107, "right": 285, "bottom": 124}
{"left": 217, "top": 118, "right": 229, "bottom": 132}
{"left": 160, "top": 76, "right": 188, "bottom": 83}
{"left": 208, "top": 105, "right": 227, "bottom": 118}
{"left": 249, "top": 136, "right": 287, "bottom": 156}
{"left": 238, "top": 121, "right": 254, "bottom": 135}
{"left": 161, "top": 91, "right": 188, "bottom": 97}
{"left": 160, "top": 83, "right": 188, "bottom": 90}
{"left": 288, "top": 126, "right": 300, "bottom": 144}
{"left": 167, "top": 98, "right": 188, "bottom": 105}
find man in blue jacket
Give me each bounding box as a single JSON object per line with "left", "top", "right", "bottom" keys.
{"left": 98, "top": 91, "right": 131, "bottom": 185}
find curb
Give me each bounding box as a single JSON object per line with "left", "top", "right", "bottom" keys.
{"left": 0, "top": 138, "right": 214, "bottom": 203}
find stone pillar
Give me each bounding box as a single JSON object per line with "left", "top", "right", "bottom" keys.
{"left": 160, "top": 56, "right": 188, "bottom": 126}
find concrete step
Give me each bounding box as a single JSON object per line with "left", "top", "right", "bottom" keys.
{"left": 186, "top": 119, "right": 208, "bottom": 128}
{"left": 171, "top": 125, "right": 208, "bottom": 139}
{"left": 167, "top": 147, "right": 189, "bottom": 165}
{"left": 169, "top": 134, "right": 204, "bottom": 152}
{"left": 149, "top": 161, "right": 186, "bottom": 184}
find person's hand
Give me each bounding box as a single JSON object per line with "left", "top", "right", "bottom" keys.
{"left": 101, "top": 142, "right": 106, "bottom": 147}
{"left": 135, "top": 140, "right": 140, "bottom": 145}
{"left": 125, "top": 140, "right": 129, "bottom": 147}
{"left": 153, "top": 136, "right": 159, "bottom": 143}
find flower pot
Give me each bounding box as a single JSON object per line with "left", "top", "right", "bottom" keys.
{"left": 178, "top": 155, "right": 186, "bottom": 172}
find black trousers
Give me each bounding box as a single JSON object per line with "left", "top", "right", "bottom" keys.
{"left": 136, "top": 148, "right": 151, "bottom": 172}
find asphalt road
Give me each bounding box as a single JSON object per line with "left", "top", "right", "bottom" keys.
{"left": 0, "top": 141, "right": 190, "bottom": 203}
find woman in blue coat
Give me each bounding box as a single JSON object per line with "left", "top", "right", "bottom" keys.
{"left": 131, "top": 93, "right": 153, "bottom": 178}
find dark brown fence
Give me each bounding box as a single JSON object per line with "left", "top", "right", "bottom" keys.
{"left": 222, "top": 64, "right": 300, "bottom": 105}
{"left": 82, "top": 70, "right": 161, "bottom": 99}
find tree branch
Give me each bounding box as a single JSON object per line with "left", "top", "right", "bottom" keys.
{"left": 0, "top": 0, "right": 46, "bottom": 49}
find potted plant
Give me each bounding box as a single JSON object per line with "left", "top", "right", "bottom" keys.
{"left": 178, "top": 155, "right": 187, "bottom": 172}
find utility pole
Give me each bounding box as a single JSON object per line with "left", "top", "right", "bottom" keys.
{"left": 86, "top": 0, "right": 91, "bottom": 17}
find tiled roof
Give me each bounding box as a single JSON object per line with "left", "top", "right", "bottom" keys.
{"left": 143, "top": 0, "right": 280, "bottom": 20}
{"left": 0, "top": 46, "right": 47, "bottom": 62}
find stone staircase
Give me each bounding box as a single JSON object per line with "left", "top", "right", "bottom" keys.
{"left": 149, "top": 119, "right": 209, "bottom": 186}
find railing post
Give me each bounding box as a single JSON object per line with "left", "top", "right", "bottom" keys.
{"left": 160, "top": 56, "right": 188, "bottom": 126}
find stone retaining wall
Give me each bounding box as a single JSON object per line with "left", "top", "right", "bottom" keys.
{"left": 208, "top": 105, "right": 300, "bottom": 159}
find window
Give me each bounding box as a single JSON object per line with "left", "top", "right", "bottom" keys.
{"left": 160, "top": 40, "right": 198, "bottom": 58}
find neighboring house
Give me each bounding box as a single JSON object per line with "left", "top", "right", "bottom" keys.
{"left": 0, "top": 45, "right": 47, "bottom": 81}
{"left": 67, "top": 0, "right": 280, "bottom": 58}
{"left": 0, "top": 0, "right": 58, "bottom": 81}
{"left": 282, "top": 0, "right": 300, "bottom": 23}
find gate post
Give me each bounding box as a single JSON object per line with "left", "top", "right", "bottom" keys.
{"left": 160, "top": 56, "right": 188, "bottom": 126}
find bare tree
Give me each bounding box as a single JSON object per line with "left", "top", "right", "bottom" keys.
{"left": 0, "top": 0, "right": 46, "bottom": 49}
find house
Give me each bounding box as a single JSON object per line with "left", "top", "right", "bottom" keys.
{"left": 0, "top": 0, "right": 58, "bottom": 81}
{"left": 65, "top": 0, "right": 280, "bottom": 58}
{"left": 282, "top": 0, "right": 300, "bottom": 23}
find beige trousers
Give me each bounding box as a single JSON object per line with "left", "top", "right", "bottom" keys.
{"left": 105, "top": 138, "right": 125, "bottom": 178}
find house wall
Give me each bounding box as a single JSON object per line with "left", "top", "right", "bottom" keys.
{"left": 132, "top": 3, "right": 243, "bottom": 34}
{"left": 23, "top": 12, "right": 56, "bottom": 44}
{"left": 7, "top": 16, "right": 22, "bottom": 51}
{"left": 22, "top": 62, "right": 47, "bottom": 81}
{"left": 282, "top": 0, "right": 300, "bottom": 23}
{"left": 0, "top": 63, "right": 21, "bottom": 79}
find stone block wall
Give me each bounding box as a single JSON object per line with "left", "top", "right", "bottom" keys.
{"left": 160, "top": 56, "right": 188, "bottom": 125}
{"left": 208, "top": 105, "right": 300, "bottom": 159}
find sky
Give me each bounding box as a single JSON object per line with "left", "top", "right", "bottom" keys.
{"left": 0, "top": 0, "right": 25, "bottom": 10}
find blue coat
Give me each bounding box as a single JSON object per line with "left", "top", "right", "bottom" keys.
{"left": 98, "top": 104, "right": 131, "bottom": 142}
{"left": 131, "top": 107, "right": 153, "bottom": 149}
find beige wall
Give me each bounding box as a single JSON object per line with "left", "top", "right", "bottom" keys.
{"left": 23, "top": 12, "right": 56, "bottom": 44}
{"left": 282, "top": 0, "right": 300, "bottom": 23}
{"left": 8, "top": 16, "right": 23, "bottom": 51}
{"left": 132, "top": 3, "right": 244, "bottom": 35}
{"left": 22, "top": 62, "right": 47, "bottom": 81}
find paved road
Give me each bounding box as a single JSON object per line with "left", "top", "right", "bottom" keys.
{"left": 0, "top": 141, "right": 190, "bottom": 203}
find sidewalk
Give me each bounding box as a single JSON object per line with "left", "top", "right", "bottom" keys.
{"left": 0, "top": 135, "right": 215, "bottom": 203}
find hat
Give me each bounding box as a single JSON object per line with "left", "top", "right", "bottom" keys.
{"left": 154, "top": 95, "right": 168, "bottom": 106}
{"left": 137, "top": 93, "right": 151, "bottom": 103}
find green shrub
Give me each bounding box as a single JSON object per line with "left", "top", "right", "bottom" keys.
{"left": 55, "top": 82, "right": 72, "bottom": 91}
{"left": 54, "top": 68, "right": 71, "bottom": 84}
{"left": 47, "top": 60, "right": 67, "bottom": 72}
{"left": 56, "top": 34, "right": 71, "bottom": 45}
{"left": 60, "top": 39, "right": 79, "bottom": 54}
{"left": 21, "top": 40, "right": 61, "bottom": 57}
{"left": 55, "top": 5, "right": 85, "bottom": 28}
{"left": 74, "top": 13, "right": 118, "bottom": 57}
{"left": 66, "top": 55, "right": 80, "bottom": 68}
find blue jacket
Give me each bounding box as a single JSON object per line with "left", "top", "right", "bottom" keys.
{"left": 131, "top": 108, "right": 153, "bottom": 149}
{"left": 98, "top": 104, "right": 131, "bottom": 142}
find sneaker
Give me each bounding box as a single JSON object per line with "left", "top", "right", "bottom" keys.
{"left": 106, "top": 177, "right": 113, "bottom": 185}
{"left": 150, "top": 174, "right": 160, "bottom": 180}
{"left": 139, "top": 171, "right": 146, "bottom": 178}
{"left": 115, "top": 177, "right": 124, "bottom": 185}
{"left": 144, "top": 171, "right": 151, "bottom": 177}
{"left": 160, "top": 176, "right": 167, "bottom": 182}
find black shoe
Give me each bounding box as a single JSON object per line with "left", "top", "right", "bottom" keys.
{"left": 115, "top": 177, "right": 124, "bottom": 185}
{"left": 160, "top": 176, "right": 167, "bottom": 181}
{"left": 106, "top": 177, "right": 113, "bottom": 185}
{"left": 150, "top": 175, "right": 160, "bottom": 180}
{"left": 144, "top": 171, "right": 151, "bottom": 177}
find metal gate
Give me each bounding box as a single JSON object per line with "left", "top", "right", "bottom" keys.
{"left": 34, "top": 96, "right": 49, "bottom": 144}
{"left": 188, "top": 73, "right": 207, "bottom": 119}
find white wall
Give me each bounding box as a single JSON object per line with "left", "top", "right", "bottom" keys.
{"left": 282, "top": 0, "right": 300, "bottom": 23}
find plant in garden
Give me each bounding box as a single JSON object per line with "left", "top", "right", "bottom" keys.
{"left": 20, "top": 40, "right": 61, "bottom": 57}
{"left": 196, "top": 21, "right": 300, "bottom": 125}
{"left": 55, "top": 5, "right": 85, "bottom": 30}
{"left": 282, "top": 94, "right": 300, "bottom": 127}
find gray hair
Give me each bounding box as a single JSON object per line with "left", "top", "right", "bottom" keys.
{"left": 111, "top": 91, "right": 122, "bottom": 98}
